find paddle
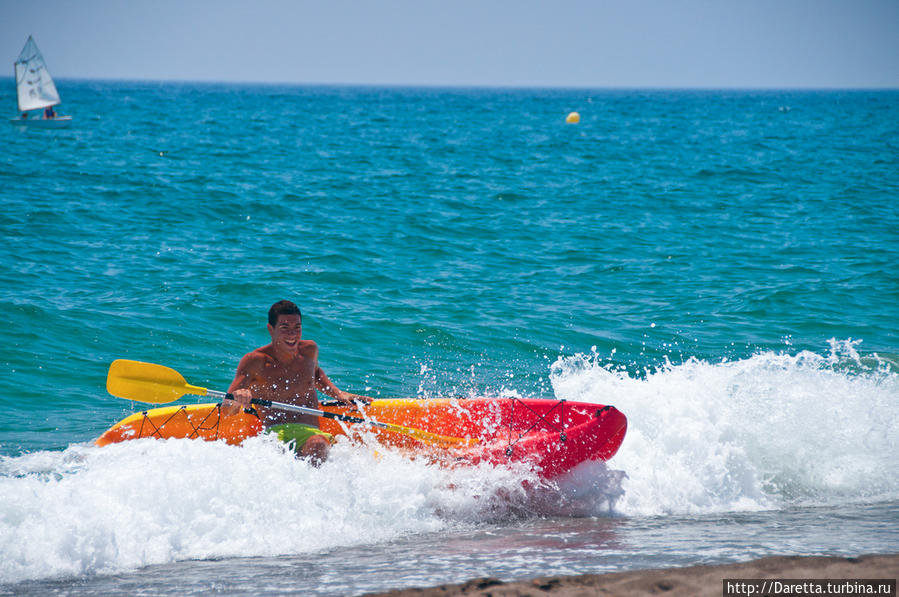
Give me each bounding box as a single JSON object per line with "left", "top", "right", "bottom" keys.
{"left": 106, "top": 359, "right": 475, "bottom": 447}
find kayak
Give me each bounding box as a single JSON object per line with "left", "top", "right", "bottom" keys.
{"left": 96, "top": 397, "right": 627, "bottom": 479}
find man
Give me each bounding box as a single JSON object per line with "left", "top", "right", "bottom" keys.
{"left": 223, "top": 300, "right": 372, "bottom": 465}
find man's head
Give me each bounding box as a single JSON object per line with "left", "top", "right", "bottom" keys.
{"left": 268, "top": 300, "right": 301, "bottom": 327}
{"left": 268, "top": 300, "right": 303, "bottom": 349}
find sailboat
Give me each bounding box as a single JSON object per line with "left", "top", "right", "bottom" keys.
{"left": 10, "top": 35, "right": 72, "bottom": 128}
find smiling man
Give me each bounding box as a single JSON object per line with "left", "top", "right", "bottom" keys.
{"left": 223, "top": 300, "right": 372, "bottom": 465}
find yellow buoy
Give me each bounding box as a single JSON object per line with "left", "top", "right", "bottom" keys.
{"left": 566, "top": 111, "right": 580, "bottom": 124}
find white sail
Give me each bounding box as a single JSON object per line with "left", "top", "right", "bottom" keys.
{"left": 14, "top": 36, "right": 61, "bottom": 112}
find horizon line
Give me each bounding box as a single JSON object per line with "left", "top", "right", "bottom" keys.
{"left": 3, "top": 75, "right": 898, "bottom": 92}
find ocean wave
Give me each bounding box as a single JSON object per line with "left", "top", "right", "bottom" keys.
{"left": 550, "top": 339, "right": 899, "bottom": 516}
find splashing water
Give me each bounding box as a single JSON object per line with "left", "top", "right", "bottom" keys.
{"left": 550, "top": 339, "right": 899, "bottom": 516}
{"left": 0, "top": 433, "right": 552, "bottom": 584}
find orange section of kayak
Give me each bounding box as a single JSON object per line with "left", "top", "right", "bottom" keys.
{"left": 94, "top": 403, "right": 263, "bottom": 447}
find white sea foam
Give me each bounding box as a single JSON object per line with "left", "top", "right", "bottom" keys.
{"left": 0, "top": 432, "right": 539, "bottom": 584}
{"left": 550, "top": 339, "right": 899, "bottom": 516}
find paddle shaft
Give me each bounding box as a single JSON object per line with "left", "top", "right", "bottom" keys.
{"left": 208, "top": 389, "right": 454, "bottom": 439}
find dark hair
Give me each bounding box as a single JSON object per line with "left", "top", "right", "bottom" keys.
{"left": 268, "top": 300, "right": 302, "bottom": 326}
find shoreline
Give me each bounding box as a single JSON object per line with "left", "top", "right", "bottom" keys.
{"left": 365, "top": 554, "right": 899, "bottom": 597}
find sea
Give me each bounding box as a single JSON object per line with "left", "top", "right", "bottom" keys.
{"left": 1, "top": 81, "right": 897, "bottom": 596}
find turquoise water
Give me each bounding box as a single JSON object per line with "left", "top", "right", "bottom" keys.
{"left": 1, "top": 82, "right": 898, "bottom": 594}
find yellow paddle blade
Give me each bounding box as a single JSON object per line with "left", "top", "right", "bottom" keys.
{"left": 382, "top": 422, "right": 477, "bottom": 447}
{"left": 107, "top": 360, "right": 209, "bottom": 404}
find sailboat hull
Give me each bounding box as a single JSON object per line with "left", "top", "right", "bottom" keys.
{"left": 10, "top": 115, "right": 72, "bottom": 129}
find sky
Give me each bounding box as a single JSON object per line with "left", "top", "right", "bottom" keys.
{"left": 2, "top": 0, "right": 897, "bottom": 88}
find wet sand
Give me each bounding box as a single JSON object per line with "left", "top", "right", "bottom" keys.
{"left": 365, "top": 553, "right": 898, "bottom": 596}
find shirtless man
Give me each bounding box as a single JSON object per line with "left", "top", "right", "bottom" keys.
{"left": 223, "top": 300, "right": 371, "bottom": 464}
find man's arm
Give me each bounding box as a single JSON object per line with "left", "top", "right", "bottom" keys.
{"left": 314, "top": 366, "right": 373, "bottom": 405}
{"left": 222, "top": 352, "right": 260, "bottom": 415}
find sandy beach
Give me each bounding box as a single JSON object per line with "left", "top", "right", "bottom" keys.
{"left": 366, "top": 554, "right": 899, "bottom": 597}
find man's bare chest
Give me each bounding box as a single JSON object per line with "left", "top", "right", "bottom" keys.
{"left": 256, "top": 355, "right": 316, "bottom": 389}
